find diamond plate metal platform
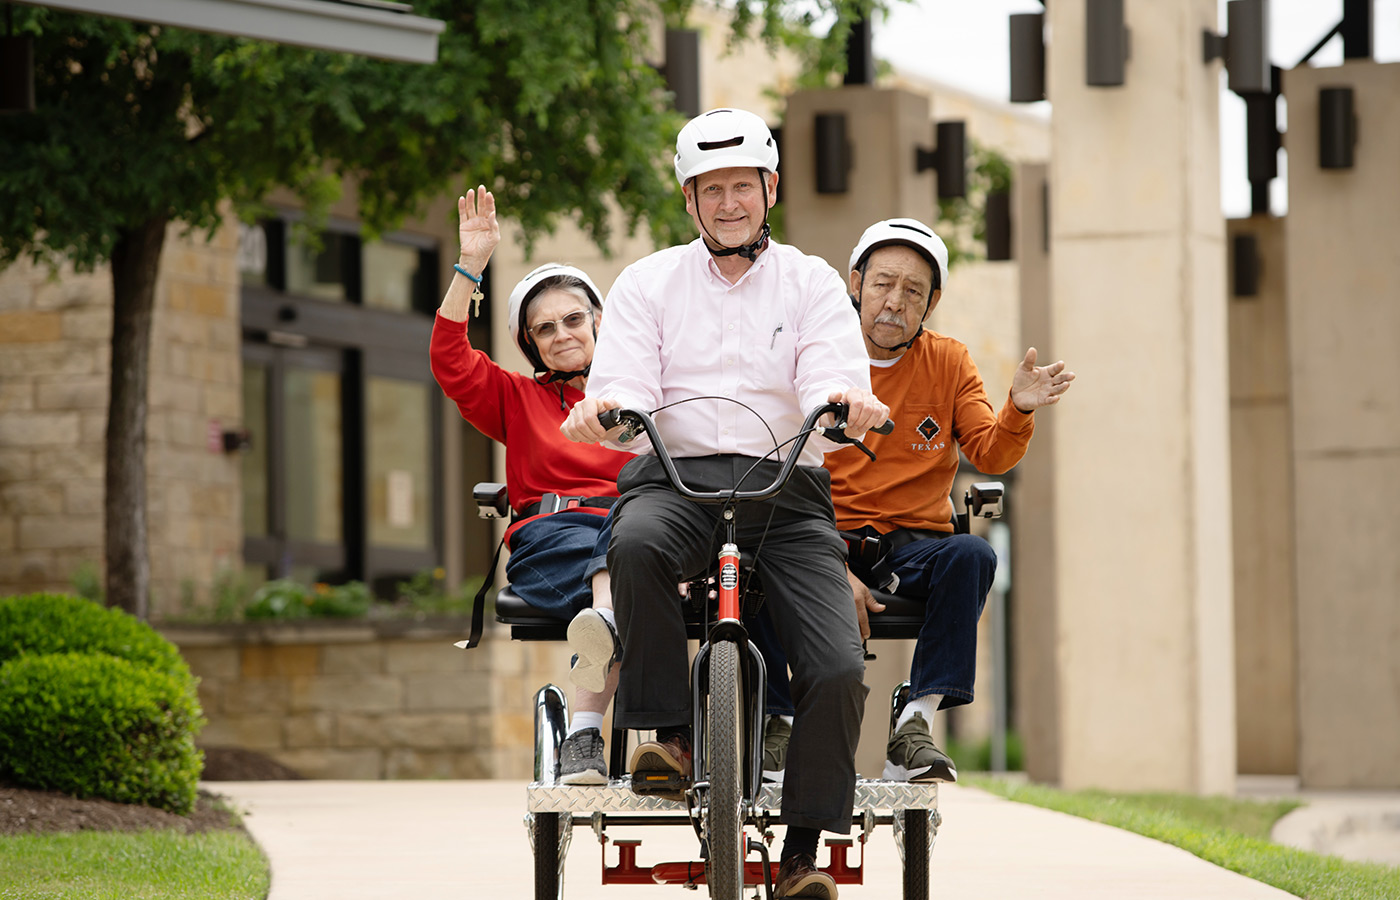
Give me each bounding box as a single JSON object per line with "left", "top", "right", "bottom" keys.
{"left": 526, "top": 777, "right": 938, "bottom": 814}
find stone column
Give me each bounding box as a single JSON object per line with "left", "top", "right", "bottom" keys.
{"left": 1282, "top": 61, "right": 1400, "bottom": 789}
{"left": 1045, "top": 0, "right": 1235, "bottom": 793}
{"left": 784, "top": 87, "right": 939, "bottom": 273}
{"left": 1226, "top": 215, "right": 1298, "bottom": 776}
{"left": 1012, "top": 162, "right": 1061, "bottom": 784}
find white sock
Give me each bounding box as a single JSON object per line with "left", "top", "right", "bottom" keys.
{"left": 568, "top": 711, "right": 605, "bottom": 737}
{"left": 897, "top": 695, "right": 942, "bottom": 732}
{"left": 778, "top": 715, "right": 793, "bottom": 726}
{"left": 595, "top": 607, "right": 616, "bottom": 630}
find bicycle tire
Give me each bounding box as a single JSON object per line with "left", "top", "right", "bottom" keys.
{"left": 706, "top": 639, "right": 745, "bottom": 899}
{"left": 902, "top": 808, "right": 929, "bottom": 900}
{"left": 533, "top": 811, "right": 560, "bottom": 899}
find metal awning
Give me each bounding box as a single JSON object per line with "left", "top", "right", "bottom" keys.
{"left": 19, "top": 0, "right": 444, "bottom": 63}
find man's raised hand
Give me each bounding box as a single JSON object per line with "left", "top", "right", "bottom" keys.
{"left": 1010, "top": 347, "right": 1075, "bottom": 413}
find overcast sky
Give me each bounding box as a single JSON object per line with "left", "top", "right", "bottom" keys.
{"left": 871, "top": 0, "right": 1400, "bottom": 217}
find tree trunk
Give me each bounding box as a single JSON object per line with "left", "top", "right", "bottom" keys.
{"left": 104, "top": 215, "right": 167, "bottom": 619}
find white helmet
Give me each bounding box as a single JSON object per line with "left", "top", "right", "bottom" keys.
{"left": 674, "top": 108, "right": 779, "bottom": 186}
{"left": 848, "top": 218, "right": 950, "bottom": 295}
{"left": 506, "top": 263, "right": 605, "bottom": 374}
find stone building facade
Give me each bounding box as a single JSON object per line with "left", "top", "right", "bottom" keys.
{"left": 0, "top": 220, "right": 243, "bottom": 609}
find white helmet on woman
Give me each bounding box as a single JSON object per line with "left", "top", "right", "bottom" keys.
{"left": 674, "top": 107, "right": 780, "bottom": 186}
{"left": 505, "top": 263, "right": 605, "bottom": 379}
{"left": 848, "top": 218, "right": 950, "bottom": 295}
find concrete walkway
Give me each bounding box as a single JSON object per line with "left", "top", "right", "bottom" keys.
{"left": 214, "top": 780, "right": 1297, "bottom": 899}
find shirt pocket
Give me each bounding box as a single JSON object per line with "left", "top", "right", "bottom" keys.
{"left": 742, "top": 330, "right": 799, "bottom": 393}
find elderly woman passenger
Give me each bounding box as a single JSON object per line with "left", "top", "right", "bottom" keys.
{"left": 429, "top": 187, "right": 628, "bottom": 785}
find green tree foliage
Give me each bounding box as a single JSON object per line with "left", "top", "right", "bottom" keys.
{"left": 0, "top": 1, "right": 872, "bottom": 617}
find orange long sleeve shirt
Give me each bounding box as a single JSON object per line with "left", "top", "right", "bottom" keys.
{"left": 824, "top": 331, "right": 1035, "bottom": 534}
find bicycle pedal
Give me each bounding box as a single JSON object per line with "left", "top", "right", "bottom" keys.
{"left": 630, "top": 771, "right": 689, "bottom": 802}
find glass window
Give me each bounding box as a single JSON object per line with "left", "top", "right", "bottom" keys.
{"left": 363, "top": 241, "right": 421, "bottom": 313}
{"left": 241, "top": 362, "right": 269, "bottom": 538}
{"left": 283, "top": 368, "right": 343, "bottom": 544}
{"left": 286, "top": 232, "right": 350, "bottom": 302}
{"left": 367, "top": 376, "right": 432, "bottom": 550}
{"left": 237, "top": 222, "right": 268, "bottom": 288}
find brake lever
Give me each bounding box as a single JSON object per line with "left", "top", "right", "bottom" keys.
{"left": 819, "top": 417, "right": 894, "bottom": 462}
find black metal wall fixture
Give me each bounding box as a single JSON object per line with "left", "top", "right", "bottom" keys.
{"left": 845, "top": 16, "right": 875, "bottom": 86}
{"left": 1232, "top": 233, "right": 1259, "bottom": 298}
{"left": 985, "top": 190, "right": 1013, "bottom": 261}
{"left": 1009, "top": 12, "right": 1046, "bottom": 103}
{"left": 1086, "top": 0, "right": 1130, "bottom": 88}
{"left": 663, "top": 28, "right": 701, "bottom": 120}
{"left": 1241, "top": 66, "right": 1282, "bottom": 216}
{"left": 1204, "top": 0, "right": 1271, "bottom": 95}
{"left": 915, "top": 120, "right": 967, "bottom": 200}
{"left": 813, "top": 112, "right": 851, "bottom": 195}
{"left": 1319, "top": 87, "right": 1357, "bottom": 170}
{"left": 1341, "top": 0, "right": 1373, "bottom": 60}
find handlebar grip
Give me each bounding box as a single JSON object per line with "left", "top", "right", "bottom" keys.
{"left": 872, "top": 419, "right": 894, "bottom": 435}
{"left": 597, "top": 408, "right": 622, "bottom": 430}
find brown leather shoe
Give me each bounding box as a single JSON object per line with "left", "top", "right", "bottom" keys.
{"left": 775, "top": 852, "right": 837, "bottom": 899}
{"left": 628, "top": 728, "right": 692, "bottom": 802}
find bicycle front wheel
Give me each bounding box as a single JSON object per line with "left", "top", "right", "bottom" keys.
{"left": 706, "top": 639, "right": 745, "bottom": 899}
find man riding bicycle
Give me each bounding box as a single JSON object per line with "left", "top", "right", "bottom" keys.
{"left": 561, "top": 107, "right": 887, "bottom": 900}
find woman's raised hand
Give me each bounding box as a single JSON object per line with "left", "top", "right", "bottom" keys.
{"left": 458, "top": 185, "right": 500, "bottom": 275}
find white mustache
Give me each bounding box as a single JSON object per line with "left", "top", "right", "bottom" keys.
{"left": 874, "top": 313, "right": 905, "bottom": 327}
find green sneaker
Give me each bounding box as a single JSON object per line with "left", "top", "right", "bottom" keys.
{"left": 762, "top": 715, "right": 791, "bottom": 784}
{"left": 883, "top": 712, "right": 957, "bottom": 783}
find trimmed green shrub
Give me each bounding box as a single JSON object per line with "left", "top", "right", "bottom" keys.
{"left": 0, "top": 592, "right": 189, "bottom": 679}
{"left": 0, "top": 652, "right": 205, "bottom": 814}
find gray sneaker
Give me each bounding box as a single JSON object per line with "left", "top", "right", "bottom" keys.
{"left": 882, "top": 712, "right": 957, "bottom": 783}
{"left": 762, "top": 715, "right": 790, "bottom": 784}
{"left": 567, "top": 608, "right": 620, "bottom": 694}
{"left": 559, "top": 727, "right": 607, "bottom": 785}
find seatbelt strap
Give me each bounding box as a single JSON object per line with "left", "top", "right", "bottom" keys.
{"left": 462, "top": 532, "right": 508, "bottom": 650}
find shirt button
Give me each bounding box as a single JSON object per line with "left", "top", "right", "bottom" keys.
{"left": 726, "top": 358, "right": 734, "bottom": 366}
{"left": 723, "top": 428, "right": 730, "bottom": 435}
{"left": 727, "top": 323, "right": 735, "bottom": 330}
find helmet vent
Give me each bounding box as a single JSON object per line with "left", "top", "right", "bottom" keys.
{"left": 697, "top": 136, "right": 744, "bottom": 151}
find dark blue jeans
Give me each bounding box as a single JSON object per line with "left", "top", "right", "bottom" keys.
{"left": 504, "top": 510, "right": 613, "bottom": 622}
{"left": 760, "top": 533, "right": 996, "bottom": 712}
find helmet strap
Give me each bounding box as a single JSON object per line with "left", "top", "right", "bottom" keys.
{"left": 540, "top": 365, "right": 591, "bottom": 385}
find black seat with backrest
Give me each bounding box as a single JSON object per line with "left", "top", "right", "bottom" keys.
{"left": 477, "top": 481, "right": 1003, "bottom": 644}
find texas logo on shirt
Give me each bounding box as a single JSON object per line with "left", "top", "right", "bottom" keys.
{"left": 910, "top": 415, "right": 946, "bottom": 453}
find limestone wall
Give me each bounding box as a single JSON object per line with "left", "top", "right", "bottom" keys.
{"left": 169, "top": 621, "right": 576, "bottom": 780}
{"left": 0, "top": 217, "right": 243, "bottom": 616}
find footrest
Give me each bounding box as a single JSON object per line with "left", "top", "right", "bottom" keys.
{"left": 527, "top": 777, "right": 938, "bottom": 814}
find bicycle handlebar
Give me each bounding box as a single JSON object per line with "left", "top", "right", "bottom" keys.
{"left": 598, "top": 402, "right": 893, "bottom": 503}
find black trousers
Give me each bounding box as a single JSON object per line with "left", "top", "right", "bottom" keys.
{"left": 607, "top": 455, "right": 868, "bottom": 833}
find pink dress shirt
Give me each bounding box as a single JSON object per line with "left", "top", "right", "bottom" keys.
{"left": 586, "top": 238, "right": 871, "bottom": 467}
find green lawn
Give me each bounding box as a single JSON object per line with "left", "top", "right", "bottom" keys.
{"left": 0, "top": 829, "right": 269, "bottom": 900}
{"left": 969, "top": 776, "right": 1400, "bottom": 900}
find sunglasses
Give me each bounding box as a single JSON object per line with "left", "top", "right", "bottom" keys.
{"left": 527, "top": 309, "right": 593, "bottom": 340}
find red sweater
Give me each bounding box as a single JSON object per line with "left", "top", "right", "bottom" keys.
{"left": 825, "top": 331, "right": 1034, "bottom": 535}
{"left": 429, "top": 315, "right": 632, "bottom": 543}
